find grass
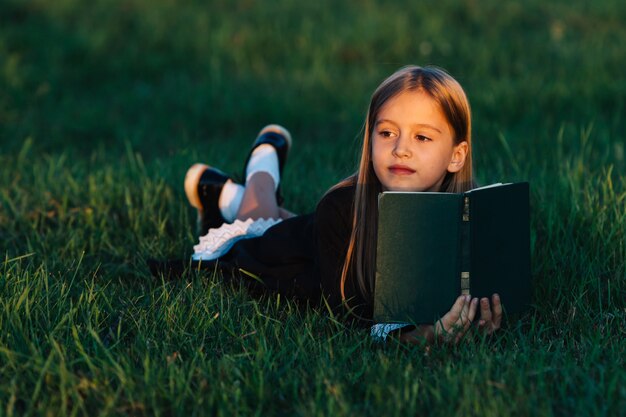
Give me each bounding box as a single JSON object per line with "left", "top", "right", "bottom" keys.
{"left": 1, "top": 0, "right": 625, "bottom": 415}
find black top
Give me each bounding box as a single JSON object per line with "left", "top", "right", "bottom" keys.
{"left": 314, "top": 184, "right": 372, "bottom": 322}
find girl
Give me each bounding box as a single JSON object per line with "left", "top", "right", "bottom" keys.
{"left": 182, "top": 65, "right": 501, "bottom": 344}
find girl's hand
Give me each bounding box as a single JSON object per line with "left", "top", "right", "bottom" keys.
{"left": 397, "top": 294, "right": 502, "bottom": 345}
{"left": 434, "top": 295, "right": 478, "bottom": 344}
{"left": 398, "top": 295, "right": 477, "bottom": 345}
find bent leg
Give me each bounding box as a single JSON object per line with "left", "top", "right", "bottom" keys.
{"left": 236, "top": 172, "right": 280, "bottom": 220}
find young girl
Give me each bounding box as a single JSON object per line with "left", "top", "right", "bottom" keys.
{"left": 182, "top": 65, "right": 502, "bottom": 344}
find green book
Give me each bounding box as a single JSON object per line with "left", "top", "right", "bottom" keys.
{"left": 374, "top": 182, "right": 531, "bottom": 324}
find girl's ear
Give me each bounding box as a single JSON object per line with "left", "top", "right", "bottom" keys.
{"left": 447, "top": 141, "right": 469, "bottom": 173}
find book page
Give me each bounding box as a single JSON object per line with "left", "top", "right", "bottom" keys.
{"left": 468, "top": 183, "right": 511, "bottom": 192}
{"left": 380, "top": 182, "right": 513, "bottom": 197}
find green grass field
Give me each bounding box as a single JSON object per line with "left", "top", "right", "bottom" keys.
{"left": 1, "top": 0, "right": 625, "bottom": 415}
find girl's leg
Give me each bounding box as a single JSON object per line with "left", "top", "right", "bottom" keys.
{"left": 236, "top": 124, "right": 298, "bottom": 221}
{"left": 236, "top": 172, "right": 280, "bottom": 220}
{"left": 235, "top": 172, "right": 297, "bottom": 221}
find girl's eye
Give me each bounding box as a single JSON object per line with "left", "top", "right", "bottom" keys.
{"left": 416, "top": 135, "right": 431, "bottom": 142}
{"left": 379, "top": 130, "right": 394, "bottom": 138}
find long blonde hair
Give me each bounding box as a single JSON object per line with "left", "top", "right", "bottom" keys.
{"left": 333, "top": 65, "right": 474, "bottom": 312}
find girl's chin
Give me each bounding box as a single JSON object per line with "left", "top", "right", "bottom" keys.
{"left": 382, "top": 184, "right": 428, "bottom": 192}
{"left": 381, "top": 178, "right": 443, "bottom": 192}
{"left": 382, "top": 183, "right": 439, "bottom": 193}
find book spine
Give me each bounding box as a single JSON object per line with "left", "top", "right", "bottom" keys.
{"left": 460, "top": 196, "right": 471, "bottom": 295}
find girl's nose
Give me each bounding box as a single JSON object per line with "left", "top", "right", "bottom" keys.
{"left": 392, "top": 134, "right": 412, "bottom": 158}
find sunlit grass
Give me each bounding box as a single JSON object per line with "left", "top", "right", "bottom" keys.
{"left": 1, "top": 0, "right": 625, "bottom": 415}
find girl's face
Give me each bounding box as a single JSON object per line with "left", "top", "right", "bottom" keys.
{"left": 371, "top": 90, "right": 468, "bottom": 192}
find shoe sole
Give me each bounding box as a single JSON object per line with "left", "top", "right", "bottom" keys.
{"left": 257, "top": 124, "right": 292, "bottom": 153}
{"left": 184, "top": 163, "right": 209, "bottom": 210}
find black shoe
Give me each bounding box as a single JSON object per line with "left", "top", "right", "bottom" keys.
{"left": 184, "top": 163, "right": 233, "bottom": 236}
{"left": 242, "top": 124, "right": 292, "bottom": 205}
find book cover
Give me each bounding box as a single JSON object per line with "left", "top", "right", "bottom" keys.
{"left": 373, "top": 182, "right": 531, "bottom": 324}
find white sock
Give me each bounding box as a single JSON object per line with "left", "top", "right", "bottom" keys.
{"left": 218, "top": 179, "right": 245, "bottom": 223}
{"left": 245, "top": 144, "right": 280, "bottom": 191}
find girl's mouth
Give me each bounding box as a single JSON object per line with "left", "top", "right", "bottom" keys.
{"left": 388, "top": 165, "right": 416, "bottom": 175}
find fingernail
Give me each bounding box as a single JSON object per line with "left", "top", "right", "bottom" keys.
{"left": 465, "top": 295, "right": 471, "bottom": 302}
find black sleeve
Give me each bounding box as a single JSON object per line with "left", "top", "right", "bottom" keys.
{"left": 314, "top": 186, "right": 354, "bottom": 313}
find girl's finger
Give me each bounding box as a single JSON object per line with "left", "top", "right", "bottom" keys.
{"left": 460, "top": 295, "right": 472, "bottom": 326}
{"left": 468, "top": 297, "right": 478, "bottom": 322}
{"left": 456, "top": 298, "right": 478, "bottom": 343}
{"left": 480, "top": 297, "right": 492, "bottom": 323}
{"left": 492, "top": 294, "right": 502, "bottom": 328}
{"left": 455, "top": 296, "right": 474, "bottom": 343}
{"left": 437, "top": 296, "right": 465, "bottom": 341}
{"left": 449, "top": 295, "right": 466, "bottom": 321}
